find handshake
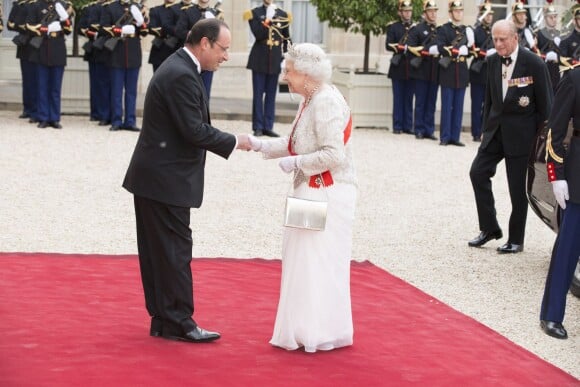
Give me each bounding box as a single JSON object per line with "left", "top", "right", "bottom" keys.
{"left": 235, "top": 134, "right": 300, "bottom": 173}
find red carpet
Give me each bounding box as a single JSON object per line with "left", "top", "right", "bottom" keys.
{"left": 0, "top": 253, "right": 577, "bottom": 386}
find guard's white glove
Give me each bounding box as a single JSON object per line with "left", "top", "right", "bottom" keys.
{"left": 554, "top": 36, "right": 560, "bottom": 47}
{"left": 55, "top": 2, "right": 69, "bottom": 21}
{"left": 279, "top": 155, "right": 301, "bottom": 173}
{"left": 121, "top": 24, "right": 136, "bottom": 36}
{"left": 485, "top": 48, "right": 496, "bottom": 57}
{"left": 524, "top": 28, "right": 535, "bottom": 48}
{"left": 47, "top": 20, "right": 62, "bottom": 33}
{"left": 204, "top": 10, "right": 215, "bottom": 19}
{"left": 552, "top": 180, "right": 569, "bottom": 210}
{"left": 428, "top": 45, "right": 439, "bottom": 56}
{"left": 458, "top": 45, "right": 468, "bottom": 56}
{"left": 545, "top": 51, "right": 558, "bottom": 62}
{"left": 248, "top": 135, "right": 263, "bottom": 152}
{"left": 130, "top": 5, "right": 144, "bottom": 27}
{"left": 466, "top": 27, "right": 474, "bottom": 47}
{"left": 266, "top": 4, "right": 276, "bottom": 20}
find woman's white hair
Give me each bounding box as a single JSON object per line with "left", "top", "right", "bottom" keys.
{"left": 284, "top": 43, "right": 332, "bottom": 83}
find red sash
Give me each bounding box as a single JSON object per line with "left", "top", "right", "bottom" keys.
{"left": 288, "top": 113, "right": 353, "bottom": 189}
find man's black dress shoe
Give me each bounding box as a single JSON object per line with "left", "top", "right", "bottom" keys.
{"left": 109, "top": 125, "right": 121, "bottom": 131}
{"left": 150, "top": 316, "right": 163, "bottom": 337}
{"left": 449, "top": 140, "right": 465, "bottom": 147}
{"left": 425, "top": 134, "right": 438, "bottom": 140}
{"left": 29, "top": 118, "right": 39, "bottom": 124}
{"left": 439, "top": 141, "right": 449, "bottom": 146}
{"left": 162, "top": 326, "right": 221, "bottom": 343}
{"left": 415, "top": 133, "right": 424, "bottom": 139}
{"left": 393, "top": 129, "right": 402, "bottom": 134}
{"left": 468, "top": 230, "right": 503, "bottom": 247}
{"left": 403, "top": 130, "right": 414, "bottom": 135}
{"left": 253, "top": 129, "right": 263, "bottom": 137}
{"left": 50, "top": 121, "right": 62, "bottom": 129}
{"left": 37, "top": 121, "right": 49, "bottom": 129}
{"left": 262, "top": 130, "right": 280, "bottom": 137}
{"left": 497, "top": 243, "right": 523, "bottom": 254}
{"left": 473, "top": 136, "right": 481, "bottom": 142}
{"left": 540, "top": 320, "right": 567, "bottom": 339}
{"left": 123, "top": 126, "right": 141, "bottom": 132}
{"left": 19, "top": 113, "right": 30, "bottom": 119}
{"left": 98, "top": 120, "right": 110, "bottom": 126}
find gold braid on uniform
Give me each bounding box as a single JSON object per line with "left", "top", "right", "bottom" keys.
{"left": 267, "top": 14, "right": 291, "bottom": 49}
{"left": 545, "top": 128, "right": 564, "bottom": 163}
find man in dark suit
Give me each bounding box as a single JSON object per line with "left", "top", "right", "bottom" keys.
{"left": 123, "top": 18, "right": 251, "bottom": 343}
{"left": 539, "top": 67, "right": 580, "bottom": 340}
{"left": 468, "top": 19, "right": 553, "bottom": 254}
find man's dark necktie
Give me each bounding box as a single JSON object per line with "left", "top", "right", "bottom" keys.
{"left": 501, "top": 56, "right": 512, "bottom": 66}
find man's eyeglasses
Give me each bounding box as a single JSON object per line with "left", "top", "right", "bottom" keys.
{"left": 212, "top": 41, "right": 229, "bottom": 54}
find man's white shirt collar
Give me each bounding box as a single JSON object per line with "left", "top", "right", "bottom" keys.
{"left": 182, "top": 47, "right": 201, "bottom": 74}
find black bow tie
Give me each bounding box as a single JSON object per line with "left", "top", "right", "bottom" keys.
{"left": 501, "top": 56, "right": 513, "bottom": 66}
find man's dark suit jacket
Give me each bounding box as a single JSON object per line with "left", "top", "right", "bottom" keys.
{"left": 123, "top": 48, "right": 236, "bottom": 208}
{"left": 481, "top": 48, "right": 553, "bottom": 157}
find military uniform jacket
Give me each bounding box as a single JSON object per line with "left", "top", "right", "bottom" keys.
{"left": 122, "top": 49, "right": 236, "bottom": 208}
{"left": 469, "top": 23, "right": 493, "bottom": 85}
{"left": 436, "top": 22, "right": 469, "bottom": 88}
{"left": 245, "top": 5, "right": 291, "bottom": 75}
{"left": 406, "top": 20, "right": 439, "bottom": 82}
{"left": 100, "top": 0, "right": 144, "bottom": 69}
{"left": 7, "top": 0, "right": 29, "bottom": 59}
{"left": 386, "top": 20, "right": 413, "bottom": 81}
{"left": 537, "top": 27, "right": 561, "bottom": 56}
{"left": 148, "top": 2, "right": 181, "bottom": 66}
{"left": 481, "top": 48, "right": 553, "bottom": 157}
{"left": 175, "top": 4, "right": 221, "bottom": 42}
{"left": 78, "top": 1, "right": 98, "bottom": 61}
{"left": 546, "top": 68, "right": 580, "bottom": 203}
{"left": 560, "top": 29, "right": 580, "bottom": 60}
{"left": 26, "top": 0, "right": 71, "bottom": 67}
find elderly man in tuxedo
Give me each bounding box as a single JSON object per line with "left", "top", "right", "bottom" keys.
{"left": 468, "top": 19, "right": 553, "bottom": 254}
{"left": 123, "top": 19, "right": 251, "bottom": 343}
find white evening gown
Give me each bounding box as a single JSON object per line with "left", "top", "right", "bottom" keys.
{"left": 270, "top": 182, "right": 357, "bottom": 352}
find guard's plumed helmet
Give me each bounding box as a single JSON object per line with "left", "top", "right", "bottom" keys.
{"left": 479, "top": 2, "right": 494, "bottom": 15}
{"left": 512, "top": 1, "right": 526, "bottom": 14}
{"left": 423, "top": 0, "right": 438, "bottom": 11}
{"left": 399, "top": 0, "right": 413, "bottom": 11}
{"left": 543, "top": 5, "right": 557, "bottom": 16}
{"left": 448, "top": 0, "right": 463, "bottom": 11}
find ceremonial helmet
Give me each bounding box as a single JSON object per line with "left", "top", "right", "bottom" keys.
{"left": 478, "top": 2, "right": 494, "bottom": 15}
{"left": 512, "top": 1, "right": 526, "bottom": 14}
{"left": 398, "top": 0, "right": 413, "bottom": 11}
{"left": 575, "top": 2, "right": 580, "bottom": 19}
{"left": 543, "top": 4, "right": 557, "bottom": 16}
{"left": 448, "top": 0, "right": 463, "bottom": 11}
{"left": 423, "top": 0, "right": 438, "bottom": 11}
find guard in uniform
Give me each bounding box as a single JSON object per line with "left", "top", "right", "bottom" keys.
{"left": 8, "top": 0, "right": 39, "bottom": 123}
{"left": 434, "top": 0, "right": 471, "bottom": 146}
{"left": 26, "top": 0, "right": 72, "bottom": 129}
{"left": 559, "top": 4, "right": 580, "bottom": 71}
{"left": 537, "top": 4, "right": 561, "bottom": 92}
{"left": 469, "top": 2, "right": 494, "bottom": 142}
{"left": 175, "top": 0, "right": 223, "bottom": 98}
{"left": 244, "top": 0, "right": 291, "bottom": 137}
{"left": 540, "top": 66, "right": 580, "bottom": 340}
{"left": 512, "top": 1, "right": 537, "bottom": 52}
{"left": 100, "top": 0, "right": 148, "bottom": 132}
{"left": 407, "top": 0, "right": 439, "bottom": 141}
{"left": 386, "top": 0, "right": 414, "bottom": 135}
{"left": 79, "top": 1, "right": 101, "bottom": 121}
{"left": 148, "top": 0, "right": 181, "bottom": 72}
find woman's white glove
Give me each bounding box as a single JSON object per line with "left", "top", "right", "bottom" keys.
{"left": 428, "top": 45, "right": 439, "bottom": 56}
{"left": 279, "top": 155, "right": 301, "bottom": 173}
{"left": 552, "top": 180, "right": 569, "bottom": 210}
{"left": 47, "top": 20, "right": 62, "bottom": 33}
{"left": 130, "top": 5, "right": 145, "bottom": 27}
{"left": 121, "top": 24, "right": 136, "bottom": 36}
{"left": 545, "top": 51, "right": 558, "bottom": 62}
{"left": 248, "top": 135, "right": 263, "bottom": 152}
{"left": 55, "top": 2, "right": 69, "bottom": 21}
{"left": 485, "top": 48, "right": 496, "bottom": 57}
{"left": 466, "top": 27, "right": 474, "bottom": 47}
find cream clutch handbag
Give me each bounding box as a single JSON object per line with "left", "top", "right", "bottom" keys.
{"left": 283, "top": 175, "right": 328, "bottom": 231}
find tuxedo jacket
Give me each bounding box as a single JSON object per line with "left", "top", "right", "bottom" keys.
{"left": 123, "top": 48, "right": 236, "bottom": 208}
{"left": 481, "top": 48, "right": 553, "bottom": 157}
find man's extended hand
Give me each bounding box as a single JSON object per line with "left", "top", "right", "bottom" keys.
{"left": 552, "top": 180, "right": 569, "bottom": 210}
{"left": 236, "top": 134, "right": 252, "bottom": 151}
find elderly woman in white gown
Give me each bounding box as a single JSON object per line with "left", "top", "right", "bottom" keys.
{"left": 249, "top": 43, "right": 357, "bottom": 353}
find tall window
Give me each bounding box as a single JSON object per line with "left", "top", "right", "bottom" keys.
{"left": 248, "top": 0, "right": 324, "bottom": 45}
